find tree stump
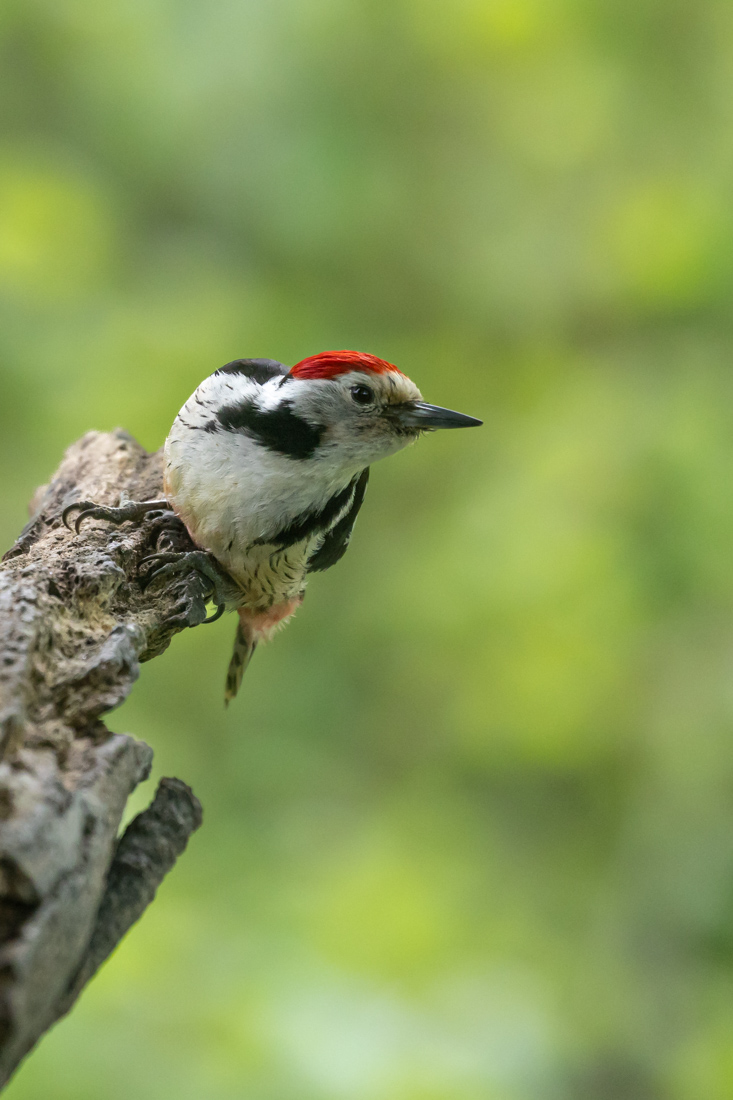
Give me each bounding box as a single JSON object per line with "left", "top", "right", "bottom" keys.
{"left": 0, "top": 430, "right": 208, "bottom": 1088}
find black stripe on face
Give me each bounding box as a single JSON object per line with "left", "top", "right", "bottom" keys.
{"left": 216, "top": 399, "right": 324, "bottom": 459}
{"left": 215, "top": 359, "right": 288, "bottom": 385}
{"left": 257, "top": 478, "right": 359, "bottom": 549}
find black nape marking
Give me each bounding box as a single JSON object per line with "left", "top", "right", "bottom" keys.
{"left": 307, "top": 467, "right": 369, "bottom": 573}
{"left": 217, "top": 398, "right": 324, "bottom": 459}
{"left": 215, "top": 359, "right": 288, "bottom": 385}
{"left": 258, "top": 475, "right": 364, "bottom": 550}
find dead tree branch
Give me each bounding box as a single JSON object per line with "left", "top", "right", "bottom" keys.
{"left": 0, "top": 430, "right": 209, "bottom": 1087}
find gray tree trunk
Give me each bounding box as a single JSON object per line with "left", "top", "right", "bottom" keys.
{"left": 0, "top": 430, "right": 209, "bottom": 1088}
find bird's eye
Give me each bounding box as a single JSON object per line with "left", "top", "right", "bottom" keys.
{"left": 350, "top": 384, "right": 374, "bottom": 406}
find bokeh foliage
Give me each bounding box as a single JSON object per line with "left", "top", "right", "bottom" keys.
{"left": 2, "top": 0, "right": 733, "bottom": 1097}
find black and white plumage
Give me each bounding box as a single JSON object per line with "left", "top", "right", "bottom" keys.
{"left": 65, "top": 350, "right": 481, "bottom": 702}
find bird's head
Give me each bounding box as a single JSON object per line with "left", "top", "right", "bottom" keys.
{"left": 280, "top": 350, "right": 482, "bottom": 469}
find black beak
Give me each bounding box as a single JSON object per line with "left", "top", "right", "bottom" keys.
{"left": 389, "top": 401, "right": 483, "bottom": 430}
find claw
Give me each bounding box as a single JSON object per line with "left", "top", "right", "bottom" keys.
{"left": 62, "top": 501, "right": 99, "bottom": 533}
{"left": 137, "top": 549, "right": 237, "bottom": 625}
{"left": 62, "top": 499, "right": 171, "bottom": 533}
{"left": 72, "top": 512, "right": 91, "bottom": 535}
{"left": 139, "top": 551, "right": 181, "bottom": 573}
{"left": 139, "top": 560, "right": 189, "bottom": 589}
{"left": 138, "top": 552, "right": 194, "bottom": 590}
{"left": 143, "top": 558, "right": 225, "bottom": 629}
{"left": 202, "top": 602, "right": 225, "bottom": 625}
{"left": 145, "top": 512, "right": 186, "bottom": 537}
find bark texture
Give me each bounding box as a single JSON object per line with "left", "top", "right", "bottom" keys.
{"left": 0, "top": 430, "right": 208, "bottom": 1088}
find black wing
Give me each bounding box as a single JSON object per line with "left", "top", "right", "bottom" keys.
{"left": 307, "top": 468, "right": 370, "bottom": 573}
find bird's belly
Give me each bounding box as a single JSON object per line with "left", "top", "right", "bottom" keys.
{"left": 165, "top": 479, "right": 315, "bottom": 611}
{"left": 219, "top": 540, "right": 314, "bottom": 610}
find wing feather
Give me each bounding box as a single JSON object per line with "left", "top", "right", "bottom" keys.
{"left": 307, "top": 468, "right": 370, "bottom": 573}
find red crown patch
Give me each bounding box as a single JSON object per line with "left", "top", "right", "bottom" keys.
{"left": 290, "top": 350, "right": 403, "bottom": 380}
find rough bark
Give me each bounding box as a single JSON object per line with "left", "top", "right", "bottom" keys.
{"left": 0, "top": 430, "right": 209, "bottom": 1088}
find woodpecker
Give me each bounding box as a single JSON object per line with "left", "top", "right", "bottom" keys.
{"left": 64, "top": 350, "right": 481, "bottom": 702}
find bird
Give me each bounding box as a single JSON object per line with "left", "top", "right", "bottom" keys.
{"left": 64, "top": 350, "right": 481, "bottom": 703}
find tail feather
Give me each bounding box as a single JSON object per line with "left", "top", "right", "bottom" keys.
{"left": 225, "top": 619, "right": 257, "bottom": 705}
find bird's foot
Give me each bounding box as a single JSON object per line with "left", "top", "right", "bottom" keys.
{"left": 139, "top": 550, "right": 239, "bottom": 625}
{"left": 61, "top": 497, "right": 227, "bottom": 629}
{"left": 142, "top": 510, "right": 191, "bottom": 551}
{"left": 62, "top": 498, "right": 172, "bottom": 534}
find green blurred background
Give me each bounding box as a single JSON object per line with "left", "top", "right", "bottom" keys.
{"left": 2, "top": 0, "right": 733, "bottom": 1097}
